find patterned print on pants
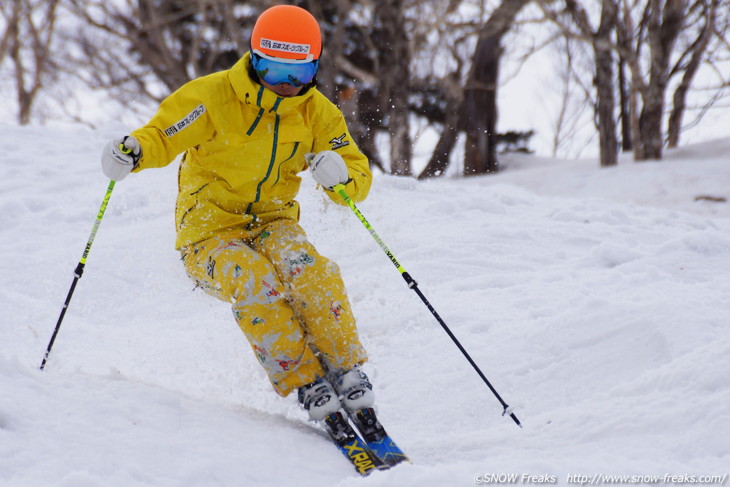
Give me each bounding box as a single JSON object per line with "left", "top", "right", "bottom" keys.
{"left": 181, "top": 218, "right": 367, "bottom": 396}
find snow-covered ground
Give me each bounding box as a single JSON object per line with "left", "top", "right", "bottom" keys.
{"left": 1, "top": 123, "right": 729, "bottom": 486}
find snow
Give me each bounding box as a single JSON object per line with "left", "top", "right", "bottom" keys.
{"left": 1, "top": 122, "right": 729, "bottom": 486}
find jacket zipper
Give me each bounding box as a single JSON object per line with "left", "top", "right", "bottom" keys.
{"left": 245, "top": 91, "right": 283, "bottom": 224}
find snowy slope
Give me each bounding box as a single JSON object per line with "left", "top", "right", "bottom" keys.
{"left": 1, "top": 122, "right": 729, "bottom": 486}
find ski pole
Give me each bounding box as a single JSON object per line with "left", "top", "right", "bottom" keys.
{"left": 40, "top": 180, "right": 116, "bottom": 370}
{"left": 333, "top": 183, "right": 521, "bottom": 428}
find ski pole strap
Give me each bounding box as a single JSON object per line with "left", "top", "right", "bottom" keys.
{"left": 333, "top": 184, "right": 416, "bottom": 288}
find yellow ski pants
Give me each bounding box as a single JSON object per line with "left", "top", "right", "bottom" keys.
{"left": 181, "top": 218, "right": 367, "bottom": 396}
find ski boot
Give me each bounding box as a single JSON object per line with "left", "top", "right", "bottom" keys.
{"left": 333, "top": 365, "right": 375, "bottom": 412}
{"left": 298, "top": 377, "right": 342, "bottom": 421}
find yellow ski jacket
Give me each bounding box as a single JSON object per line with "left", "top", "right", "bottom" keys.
{"left": 130, "top": 52, "right": 371, "bottom": 249}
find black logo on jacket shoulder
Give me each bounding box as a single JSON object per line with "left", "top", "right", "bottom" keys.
{"left": 329, "top": 134, "right": 350, "bottom": 150}
{"left": 164, "top": 104, "right": 206, "bottom": 137}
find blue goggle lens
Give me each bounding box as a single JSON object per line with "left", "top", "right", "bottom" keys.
{"left": 252, "top": 54, "right": 319, "bottom": 87}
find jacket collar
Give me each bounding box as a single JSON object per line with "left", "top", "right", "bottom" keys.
{"left": 228, "top": 51, "right": 315, "bottom": 114}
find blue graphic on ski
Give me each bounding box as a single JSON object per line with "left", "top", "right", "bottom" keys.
{"left": 348, "top": 407, "right": 410, "bottom": 467}
{"left": 323, "top": 411, "right": 387, "bottom": 476}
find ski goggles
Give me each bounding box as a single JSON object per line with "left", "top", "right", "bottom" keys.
{"left": 251, "top": 50, "right": 319, "bottom": 87}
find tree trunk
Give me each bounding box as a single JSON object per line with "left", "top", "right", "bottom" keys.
{"left": 593, "top": 0, "right": 618, "bottom": 167}
{"left": 564, "top": 0, "right": 618, "bottom": 166}
{"left": 305, "top": 0, "right": 343, "bottom": 102}
{"left": 635, "top": 0, "right": 687, "bottom": 161}
{"left": 630, "top": 81, "right": 641, "bottom": 161}
{"left": 463, "top": 35, "right": 499, "bottom": 175}
{"left": 637, "top": 91, "right": 664, "bottom": 160}
{"left": 357, "top": 88, "right": 387, "bottom": 172}
{"left": 594, "top": 48, "right": 617, "bottom": 166}
{"left": 462, "top": 0, "right": 530, "bottom": 176}
{"left": 418, "top": 96, "right": 462, "bottom": 179}
{"left": 617, "top": 55, "right": 633, "bottom": 152}
{"left": 667, "top": 0, "right": 717, "bottom": 148}
{"left": 7, "top": 0, "right": 59, "bottom": 125}
{"left": 375, "top": 0, "right": 412, "bottom": 176}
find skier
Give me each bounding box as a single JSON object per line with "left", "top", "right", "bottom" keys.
{"left": 100, "top": 5, "right": 375, "bottom": 422}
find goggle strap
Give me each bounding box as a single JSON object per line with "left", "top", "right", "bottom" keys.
{"left": 252, "top": 49, "right": 315, "bottom": 64}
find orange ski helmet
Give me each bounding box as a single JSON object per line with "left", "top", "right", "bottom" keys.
{"left": 251, "top": 5, "right": 322, "bottom": 62}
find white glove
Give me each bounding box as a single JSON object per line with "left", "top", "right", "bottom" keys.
{"left": 101, "top": 136, "right": 141, "bottom": 181}
{"left": 307, "top": 150, "right": 350, "bottom": 189}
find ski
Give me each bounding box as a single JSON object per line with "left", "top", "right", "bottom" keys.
{"left": 322, "top": 411, "right": 387, "bottom": 476}
{"left": 348, "top": 407, "right": 410, "bottom": 467}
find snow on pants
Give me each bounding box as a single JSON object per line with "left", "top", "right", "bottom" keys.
{"left": 181, "top": 218, "right": 368, "bottom": 396}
